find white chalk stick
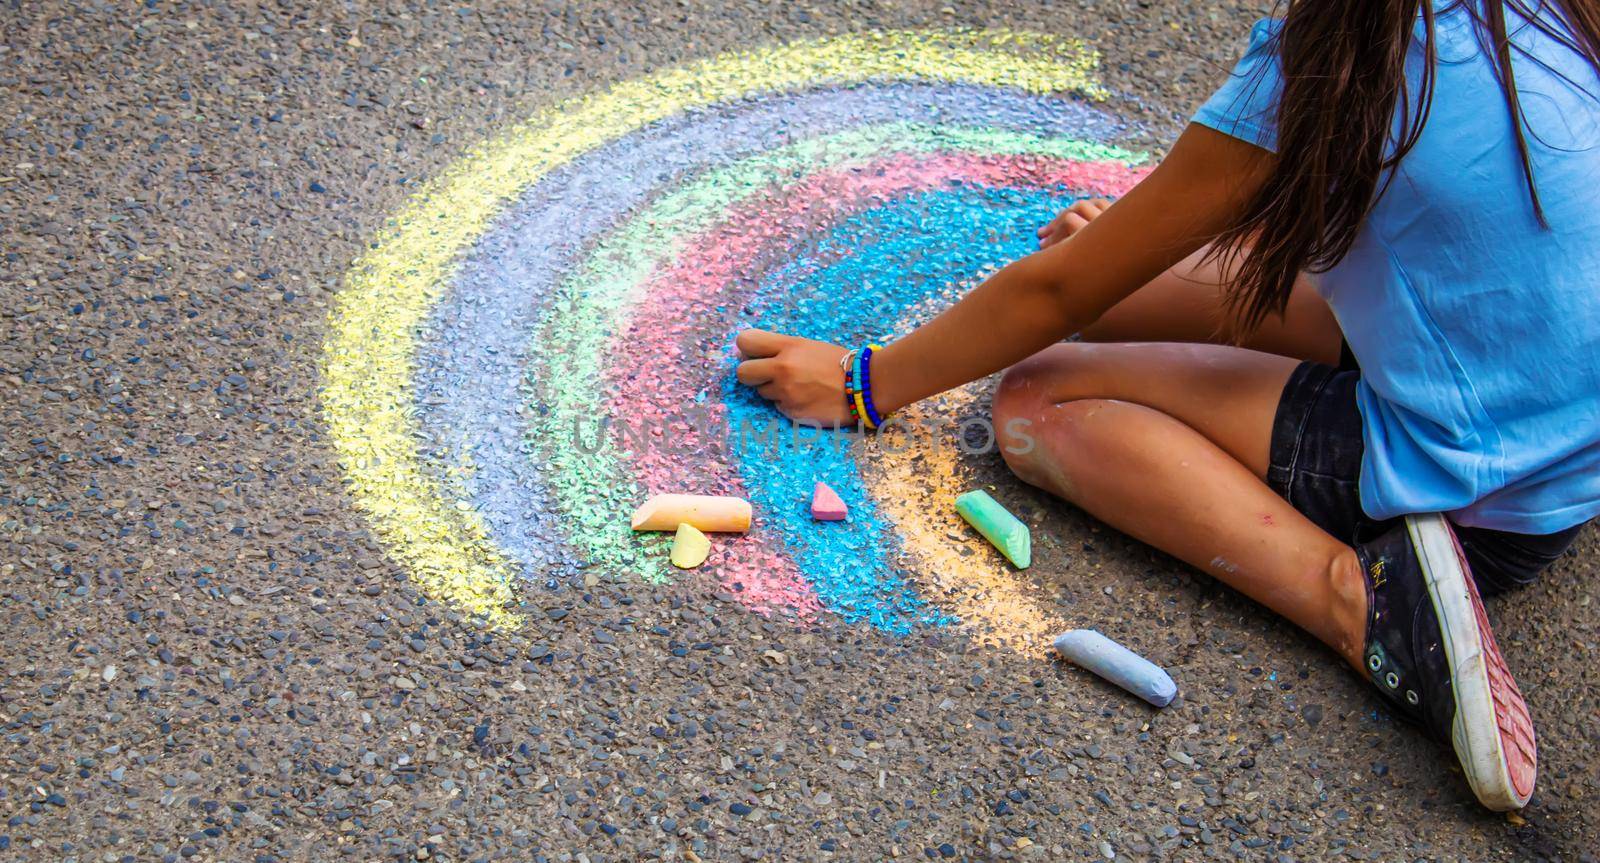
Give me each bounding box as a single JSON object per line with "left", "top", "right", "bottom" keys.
{"left": 1053, "top": 629, "right": 1177, "bottom": 708}
{"left": 630, "top": 494, "right": 752, "bottom": 533}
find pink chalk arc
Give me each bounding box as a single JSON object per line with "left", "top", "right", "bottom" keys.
{"left": 599, "top": 150, "right": 1147, "bottom": 618}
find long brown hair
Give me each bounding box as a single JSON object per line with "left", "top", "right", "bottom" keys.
{"left": 1211, "top": 0, "right": 1600, "bottom": 333}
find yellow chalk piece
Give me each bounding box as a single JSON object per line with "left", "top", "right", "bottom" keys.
{"left": 631, "top": 494, "right": 753, "bottom": 532}
{"left": 670, "top": 523, "right": 711, "bottom": 569}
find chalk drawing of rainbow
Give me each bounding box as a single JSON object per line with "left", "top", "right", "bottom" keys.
{"left": 322, "top": 30, "right": 1152, "bottom": 649}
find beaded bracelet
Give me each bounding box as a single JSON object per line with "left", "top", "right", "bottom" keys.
{"left": 841, "top": 344, "right": 888, "bottom": 430}
{"left": 841, "top": 349, "right": 870, "bottom": 429}
{"left": 859, "top": 344, "right": 886, "bottom": 429}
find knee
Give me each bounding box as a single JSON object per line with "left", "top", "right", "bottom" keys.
{"left": 992, "top": 345, "right": 1086, "bottom": 425}
{"left": 993, "top": 388, "right": 1104, "bottom": 494}
{"left": 993, "top": 344, "right": 1119, "bottom": 484}
{"left": 992, "top": 361, "right": 1050, "bottom": 480}
{"left": 993, "top": 343, "right": 1107, "bottom": 410}
{"left": 993, "top": 359, "right": 1045, "bottom": 429}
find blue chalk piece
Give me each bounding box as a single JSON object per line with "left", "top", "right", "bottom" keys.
{"left": 1052, "top": 629, "right": 1177, "bottom": 708}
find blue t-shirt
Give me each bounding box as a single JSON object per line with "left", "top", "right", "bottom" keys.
{"left": 1193, "top": 3, "right": 1600, "bottom": 534}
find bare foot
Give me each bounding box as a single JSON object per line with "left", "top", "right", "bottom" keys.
{"left": 1036, "top": 197, "right": 1112, "bottom": 250}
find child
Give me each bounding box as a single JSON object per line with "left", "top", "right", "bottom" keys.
{"left": 736, "top": 0, "right": 1600, "bottom": 811}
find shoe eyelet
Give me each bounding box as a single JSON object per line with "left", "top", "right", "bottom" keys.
{"left": 1406, "top": 690, "right": 1420, "bottom": 705}
{"left": 1367, "top": 654, "right": 1382, "bottom": 672}
{"left": 1384, "top": 671, "right": 1399, "bottom": 689}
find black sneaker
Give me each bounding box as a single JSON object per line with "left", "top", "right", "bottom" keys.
{"left": 1355, "top": 513, "right": 1537, "bottom": 811}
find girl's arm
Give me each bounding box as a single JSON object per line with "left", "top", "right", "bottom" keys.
{"left": 735, "top": 124, "right": 1276, "bottom": 423}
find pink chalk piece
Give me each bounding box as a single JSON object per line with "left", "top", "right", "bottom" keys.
{"left": 811, "top": 481, "right": 848, "bottom": 521}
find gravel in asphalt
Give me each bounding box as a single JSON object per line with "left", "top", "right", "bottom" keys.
{"left": 2, "top": 2, "right": 1596, "bottom": 860}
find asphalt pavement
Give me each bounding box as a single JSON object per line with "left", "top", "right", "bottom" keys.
{"left": 2, "top": 1, "right": 1596, "bottom": 860}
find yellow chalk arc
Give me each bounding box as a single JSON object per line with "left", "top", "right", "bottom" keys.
{"left": 322, "top": 30, "right": 1107, "bottom": 627}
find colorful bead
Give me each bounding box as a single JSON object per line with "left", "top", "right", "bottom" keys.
{"left": 842, "top": 343, "right": 890, "bottom": 431}
{"left": 860, "top": 343, "right": 886, "bottom": 428}
{"left": 842, "top": 349, "right": 865, "bottom": 427}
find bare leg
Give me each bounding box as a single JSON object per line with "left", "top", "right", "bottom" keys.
{"left": 993, "top": 341, "right": 1369, "bottom": 667}
{"left": 1039, "top": 198, "right": 1343, "bottom": 363}
{"left": 1083, "top": 247, "right": 1344, "bottom": 365}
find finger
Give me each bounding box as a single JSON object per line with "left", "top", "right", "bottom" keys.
{"left": 756, "top": 383, "right": 784, "bottom": 401}
{"left": 736, "top": 358, "right": 778, "bottom": 386}
{"left": 1038, "top": 221, "right": 1065, "bottom": 248}
{"left": 1077, "top": 199, "right": 1110, "bottom": 224}
{"left": 1072, "top": 197, "right": 1116, "bottom": 221}
{"left": 735, "top": 328, "right": 786, "bottom": 359}
{"left": 1037, "top": 210, "right": 1070, "bottom": 237}
{"left": 1045, "top": 212, "right": 1093, "bottom": 248}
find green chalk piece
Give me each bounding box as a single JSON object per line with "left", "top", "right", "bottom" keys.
{"left": 954, "top": 489, "right": 1031, "bottom": 569}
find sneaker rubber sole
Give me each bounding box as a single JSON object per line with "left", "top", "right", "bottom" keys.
{"left": 1406, "top": 513, "right": 1537, "bottom": 810}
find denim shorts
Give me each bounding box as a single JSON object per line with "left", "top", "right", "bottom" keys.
{"left": 1267, "top": 358, "right": 1584, "bottom": 597}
